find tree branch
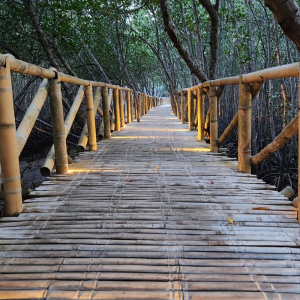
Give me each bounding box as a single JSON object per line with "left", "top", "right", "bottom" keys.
{"left": 159, "top": 0, "right": 208, "bottom": 82}
{"left": 264, "top": 0, "right": 300, "bottom": 52}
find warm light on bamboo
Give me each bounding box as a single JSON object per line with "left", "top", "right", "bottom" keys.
{"left": 127, "top": 91, "right": 131, "bottom": 123}
{"left": 85, "top": 84, "right": 97, "bottom": 151}
{"left": 209, "top": 86, "right": 218, "bottom": 153}
{"left": 119, "top": 89, "right": 125, "bottom": 127}
{"left": 102, "top": 86, "right": 111, "bottom": 138}
{"left": 238, "top": 77, "right": 252, "bottom": 173}
{"left": 41, "top": 86, "right": 84, "bottom": 176}
{"left": 197, "top": 88, "right": 205, "bottom": 140}
{"left": 113, "top": 88, "right": 121, "bottom": 130}
{"left": 0, "top": 56, "right": 23, "bottom": 216}
{"left": 49, "top": 70, "right": 68, "bottom": 174}
{"left": 188, "top": 89, "right": 194, "bottom": 131}
{"left": 77, "top": 87, "right": 101, "bottom": 152}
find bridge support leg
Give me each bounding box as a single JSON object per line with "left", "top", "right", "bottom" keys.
{"left": 137, "top": 93, "right": 141, "bottom": 122}
{"left": 102, "top": 86, "right": 111, "bottom": 138}
{"left": 197, "top": 88, "right": 205, "bottom": 141}
{"left": 113, "top": 88, "right": 121, "bottom": 130}
{"left": 119, "top": 89, "right": 125, "bottom": 127}
{"left": 145, "top": 95, "right": 148, "bottom": 114}
{"left": 238, "top": 76, "right": 252, "bottom": 173}
{"left": 84, "top": 84, "right": 97, "bottom": 151}
{"left": 209, "top": 86, "right": 218, "bottom": 152}
{"left": 181, "top": 93, "right": 186, "bottom": 124}
{"left": 188, "top": 89, "right": 195, "bottom": 131}
{"left": 126, "top": 91, "right": 131, "bottom": 124}
{"left": 0, "top": 56, "right": 23, "bottom": 216}
{"left": 49, "top": 71, "right": 68, "bottom": 174}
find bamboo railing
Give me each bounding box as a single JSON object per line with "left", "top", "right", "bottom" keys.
{"left": 178, "top": 62, "right": 300, "bottom": 222}
{"left": 0, "top": 53, "right": 164, "bottom": 216}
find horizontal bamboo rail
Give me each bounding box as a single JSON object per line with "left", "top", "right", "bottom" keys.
{"left": 252, "top": 114, "right": 299, "bottom": 165}
{"left": 179, "top": 61, "right": 300, "bottom": 222}
{"left": 0, "top": 53, "right": 161, "bottom": 216}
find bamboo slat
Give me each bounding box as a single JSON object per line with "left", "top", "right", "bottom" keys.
{"left": 0, "top": 106, "right": 299, "bottom": 299}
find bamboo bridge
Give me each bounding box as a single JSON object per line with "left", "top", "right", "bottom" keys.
{"left": 0, "top": 53, "right": 299, "bottom": 299}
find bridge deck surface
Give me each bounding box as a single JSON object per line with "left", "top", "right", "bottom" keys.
{"left": 0, "top": 105, "right": 299, "bottom": 299}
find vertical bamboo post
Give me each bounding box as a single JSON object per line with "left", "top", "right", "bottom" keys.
{"left": 0, "top": 56, "right": 22, "bottom": 216}
{"left": 181, "top": 93, "right": 185, "bottom": 124}
{"left": 188, "top": 89, "right": 195, "bottom": 131}
{"left": 49, "top": 69, "right": 68, "bottom": 174}
{"left": 144, "top": 95, "right": 148, "bottom": 114}
{"left": 238, "top": 76, "right": 252, "bottom": 173}
{"left": 298, "top": 67, "right": 300, "bottom": 223}
{"left": 113, "top": 88, "right": 121, "bottom": 130}
{"left": 209, "top": 85, "right": 218, "bottom": 152}
{"left": 141, "top": 95, "right": 145, "bottom": 116}
{"left": 77, "top": 87, "right": 101, "bottom": 152}
{"left": 40, "top": 86, "right": 85, "bottom": 176}
{"left": 126, "top": 91, "right": 131, "bottom": 124}
{"left": 137, "top": 93, "right": 141, "bottom": 122}
{"left": 84, "top": 84, "right": 97, "bottom": 151}
{"left": 134, "top": 92, "right": 138, "bottom": 120}
{"left": 176, "top": 95, "right": 179, "bottom": 117}
{"left": 102, "top": 85, "right": 111, "bottom": 138}
{"left": 197, "top": 88, "right": 205, "bottom": 140}
{"left": 119, "top": 89, "right": 125, "bottom": 127}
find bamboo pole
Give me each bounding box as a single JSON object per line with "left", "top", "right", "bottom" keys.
{"left": 298, "top": 65, "right": 300, "bottom": 223}
{"left": 238, "top": 76, "right": 252, "bottom": 173}
{"left": 188, "top": 89, "right": 195, "bottom": 131}
{"left": 16, "top": 78, "right": 49, "bottom": 155}
{"left": 141, "top": 94, "right": 145, "bottom": 116}
{"left": 197, "top": 88, "right": 205, "bottom": 140}
{"left": 0, "top": 54, "right": 134, "bottom": 90}
{"left": 41, "top": 86, "right": 84, "bottom": 176}
{"left": 113, "top": 88, "right": 121, "bottom": 130}
{"left": 145, "top": 95, "right": 148, "bottom": 114}
{"left": 218, "top": 113, "right": 238, "bottom": 147}
{"left": 180, "top": 92, "right": 185, "bottom": 124}
{"left": 84, "top": 84, "right": 97, "bottom": 151}
{"left": 134, "top": 92, "right": 138, "bottom": 120}
{"left": 119, "top": 89, "right": 125, "bottom": 127}
{"left": 209, "top": 86, "right": 218, "bottom": 152}
{"left": 100, "top": 86, "right": 111, "bottom": 139}
{"left": 49, "top": 70, "right": 68, "bottom": 174}
{"left": 0, "top": 56, "right": 23, "bottom": 216}
{"left": 217, "top": 81, "right": 264, "bottom": 147}
{"left": 127, "top": 91, "right": 131, "bottom": 123}
{"left": 137, "top": 93, "right": 141, "bottom": 122}
{"left": 181, "top": 93, "right": 185, "bottom": 124}
{"left": 76, "top": 87, "right": 101, "bottom": 152}
{"left": 251, "top": 114, "right": 298, "bottom": 165}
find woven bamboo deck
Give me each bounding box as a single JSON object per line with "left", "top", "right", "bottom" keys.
{"left": 0, "top": 105, "right": 299, "bottom": 299}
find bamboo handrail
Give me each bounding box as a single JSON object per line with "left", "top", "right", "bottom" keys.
{"left": 0, "top": 53, "right": 161, "bottom": 216}
{"left": 179, "top": 62, "right": 300, "bottom": 222}
{"left": 181, "top": 62, "right": 299, "bottom": 92}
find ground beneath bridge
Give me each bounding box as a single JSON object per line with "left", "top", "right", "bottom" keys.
{"left": 0, "top": 105, "right": 299, "bottom": 299}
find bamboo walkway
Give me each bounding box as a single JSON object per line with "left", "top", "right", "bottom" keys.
{"left": 0, "top": 105, "right": 299, "bottom": 300}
